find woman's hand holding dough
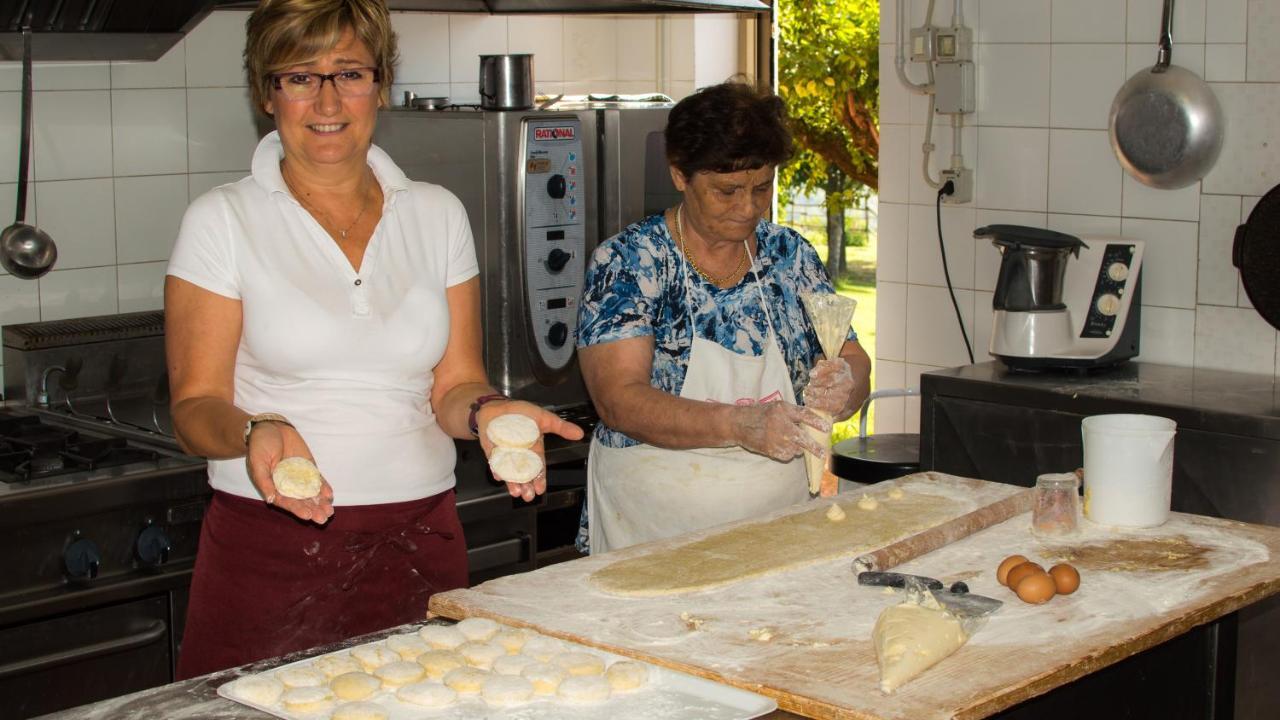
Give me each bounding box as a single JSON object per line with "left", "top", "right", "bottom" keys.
{"left": 803, "top": 358, "right": 857, "bottom": 421}
{"left": 477, "top": 400, "right": 584, "bottom": 503}
{"left": 730, "top": 401, "right": 830, "bottom": 462}
{"left": 246, "top": 420, "right": 334, "bottom": 524}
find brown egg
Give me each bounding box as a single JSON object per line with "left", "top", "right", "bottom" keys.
{"left": 996, "top": 555, "right": 1029, "bottom": 586}
{"left": 1049, "top": 564, "right": 1081, "bottom": 595}
{"left": 1005, "top": 562, "right": 1045, "bottom": 592}
{"left": 1014, "top": 572, "right": 1057, "bottom": 604}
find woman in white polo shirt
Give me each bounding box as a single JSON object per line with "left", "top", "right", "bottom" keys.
{"left": 164, "top": 0, "right": 581, "bottom": 678}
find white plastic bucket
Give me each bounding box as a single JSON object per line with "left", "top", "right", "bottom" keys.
{"left": 1081, "top": 414, "right": 1177, "bottom": 527}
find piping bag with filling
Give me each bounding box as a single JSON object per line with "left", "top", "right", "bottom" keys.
{"left": 800, "top": 292, "right": 857, "bottom": 497}
{"left": 873, "top": 576, "right": 985, "bottom": 693}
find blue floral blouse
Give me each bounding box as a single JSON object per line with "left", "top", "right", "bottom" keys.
{"left": 576, "top": 213, "right": 857, "bottom": 449}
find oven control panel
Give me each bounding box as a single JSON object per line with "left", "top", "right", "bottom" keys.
{"left": 522, "top": 118, "right": 585, "bottom": 372}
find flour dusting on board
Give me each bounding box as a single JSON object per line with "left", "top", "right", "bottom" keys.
{"left": 433, "top": 478, "right": 1272, "bottom": 712}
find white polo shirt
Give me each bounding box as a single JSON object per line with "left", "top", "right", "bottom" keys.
{"left": 167, "top": 131, "right": 479, "bottom": 505}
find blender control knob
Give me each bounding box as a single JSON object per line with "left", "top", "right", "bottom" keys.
{"left": 546, "top": 321, "right": 569, "bottom": 348}
{"left": 546, "top": 248, "right": 571, "bottom": 273}
{"left": 136, "top": 524, "right": 172, "bottom": 567}
{"left": 1107, "top": 262, "right": 1129, "bottom": 282}
{"left": 546, "top": 174, "right": 567, "bottom": 199}
{"left": 1096, "top": 293, "right": 1121, "bottom": 316}
{"left": 64, "top": 537, "right": 101, "bottom": 581}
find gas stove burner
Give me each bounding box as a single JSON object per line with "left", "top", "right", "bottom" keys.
{"left": 0, "top": 411, "right": 169, "bottom": 484}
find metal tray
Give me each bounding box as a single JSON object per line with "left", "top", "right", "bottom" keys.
{"left": 218, "top": 632, "right": 776, "bottom": 720}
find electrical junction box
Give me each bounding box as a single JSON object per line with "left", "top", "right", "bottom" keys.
{"left": 933, "top": 61, "right": 974, "bottom": 114}
{"left": 910, "top": 27, "right": 936, "bottom": 62}
{"left": 933, "top": 26, "right": 972, "bottom": 62}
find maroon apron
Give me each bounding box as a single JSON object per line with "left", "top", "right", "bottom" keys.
{"left": 176, "top": 490, "right": 468, "bottom": 679}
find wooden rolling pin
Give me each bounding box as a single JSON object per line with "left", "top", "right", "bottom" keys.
{"left": 852, "top": 488, "right": 1036, "bottom": 573}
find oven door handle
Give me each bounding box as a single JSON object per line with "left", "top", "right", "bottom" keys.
{"left": 0, "top": 620, "right": 168, "bottom": 680}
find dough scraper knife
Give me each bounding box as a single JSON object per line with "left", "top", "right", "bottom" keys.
{"left": 857, "top": 571, "right": 1004, "bottom": 618}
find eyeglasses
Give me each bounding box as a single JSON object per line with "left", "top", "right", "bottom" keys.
{"left": 268, "top": 67, "right": 381, "bottom": 101}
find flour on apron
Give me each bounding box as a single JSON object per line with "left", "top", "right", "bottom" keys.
{"left": 587, "top": 239, "right": 809, "bottom": 554}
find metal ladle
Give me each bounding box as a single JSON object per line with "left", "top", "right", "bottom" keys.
{"left": 0, "top": 27, "right": 58, "bottom": 279}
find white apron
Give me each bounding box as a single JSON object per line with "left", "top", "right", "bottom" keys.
{"left": 587, "top": 240, "right": 809, "bottom": 554}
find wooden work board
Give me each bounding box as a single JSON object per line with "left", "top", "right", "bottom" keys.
{"left": 429, "top": 472, "right": 1280, "bottom": 720}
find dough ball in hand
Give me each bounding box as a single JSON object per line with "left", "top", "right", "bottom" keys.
{"left": 486, "top": 413, "right": 540, "bottom": 449}
{"left": 271, "top": 457, "right": 323, "bottom": 499}
{"left": 488, "top": 446, "right": 543, "bottom": 483}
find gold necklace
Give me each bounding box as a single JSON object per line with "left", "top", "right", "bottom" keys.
{"left": 675, "top": 205, "right": 747, "bottom": 286}
{"left": 282, "top": 166, "right": 370, "bottom": 240}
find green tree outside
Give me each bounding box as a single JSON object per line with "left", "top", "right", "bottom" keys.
{"left": 777, "top": 0, "right": 881, "bottom": 442}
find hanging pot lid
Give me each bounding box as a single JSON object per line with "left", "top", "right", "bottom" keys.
{"left": 1233, "top": 182, "right": 1280, "bottom": 331}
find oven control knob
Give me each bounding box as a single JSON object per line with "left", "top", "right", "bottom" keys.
{"left": 136, "top": 525, "right": 172, "bottom": 568}
{"left": 1095, "top": 293, "right": 1121, "bottom": 316}
{"left": 546, "top": 248, "right": 572, "bottom": 273}
{"left": 546, "top": 321, "right": 569, "bottom": 348}
{"left": 64, "top": 537, "right": 101, "bottom": 582}
{"left": 1107, "top": 262, "right": 1129, "bottom": 282}
{"left": 546, "top": 174, "right": 567, "bottom": 199}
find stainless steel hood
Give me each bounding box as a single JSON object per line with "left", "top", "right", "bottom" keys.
{"left": 0, "top": 0, "right": 217, "bottom": 62}
{"left": 215, "top": 0, "right": 770, "bottom": 13}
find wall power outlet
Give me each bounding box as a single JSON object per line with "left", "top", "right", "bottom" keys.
{"left": 941, "top": 168, "right": 973, "bottom": 204}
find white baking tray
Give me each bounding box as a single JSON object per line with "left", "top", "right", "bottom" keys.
{"left": 218, "top": 640, "right": 776, "bottom": 720}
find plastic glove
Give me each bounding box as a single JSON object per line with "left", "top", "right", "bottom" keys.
{"left": 730, "top": 401, "right": 831, "bottom": 462}
{"left": 803, "top": 358, "right": 858, "bottom": 421}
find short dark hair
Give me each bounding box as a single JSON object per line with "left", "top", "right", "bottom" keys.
{"left": 664, "top": 81, "right": 795, "bottom": 179}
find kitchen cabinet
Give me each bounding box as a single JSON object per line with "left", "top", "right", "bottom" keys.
{"left": 920, "top": 360, "right": 1280, "bottom": 719}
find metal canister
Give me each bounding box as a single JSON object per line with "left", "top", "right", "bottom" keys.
{"left": 478, "top": 54, "right": 534, "bottom": 110}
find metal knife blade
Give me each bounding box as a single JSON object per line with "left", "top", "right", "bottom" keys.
{"left": 929, "top": 588, "right": 1003, "bottom": 618}
{"left": 857, "top": 571, "right": 1003, "bottom": 617}
{"left": 856, "top": 571, "right": 944, "bottom": 591}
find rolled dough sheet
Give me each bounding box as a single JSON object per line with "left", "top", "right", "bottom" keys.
{"left": 589, "top": 488, "right": 965, "bottom": 596}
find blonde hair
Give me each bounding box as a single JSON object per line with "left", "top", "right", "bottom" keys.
{"left": 244, "top": 0, "right": 398, "bottom": 113}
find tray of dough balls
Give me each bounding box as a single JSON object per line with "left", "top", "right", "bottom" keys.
{"left": 219, "top": 617, "right": 778, "bottom": 720}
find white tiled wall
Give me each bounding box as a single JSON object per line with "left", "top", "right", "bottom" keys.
{"left": 877, "top": 0, "right": 1280, "bottom": 432}
{"left": 0, "top": 10, "right": 750, "bottom": 389}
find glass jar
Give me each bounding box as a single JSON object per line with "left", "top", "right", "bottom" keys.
{"left": 1032, "top": 472, "right": 1081, "bottom": 537}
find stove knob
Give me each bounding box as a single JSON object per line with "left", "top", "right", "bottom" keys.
{"left": 64, "top": 537, "right": 101, "bottom": 582}
{"left": 136, "top": 524, "right": 172, "bottom": 568}
{"left": 546, "top": 321, "right": 569, "bottom": 348}
{"left": 546, "top": 248, "right": 572, "bottom": 273}
{"left": 1095, "top": 293, "right": 1121, "bottom": 316}
{"left": 1107, "top": 262, "right": 1129, "bottom": 282}
{"left": 546, "top": 174, "right": 567, "bottom": 199}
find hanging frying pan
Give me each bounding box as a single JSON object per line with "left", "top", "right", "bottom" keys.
{"left": 1108, "top": 0, "right": 1224, "bottom": 190}
{"left": 1233, "top": 182, "right": 1280, "bottom": 331}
